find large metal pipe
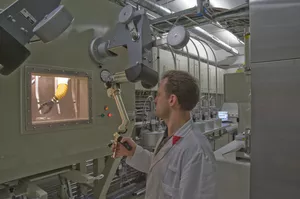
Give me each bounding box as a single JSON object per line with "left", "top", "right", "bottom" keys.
{"left": 159, "top": 45, "right": 217, "bottom": 66}
{"left": 192, "top": 38, "right": 211, "bottom": 118}
{"left": 185, "top": 46, "right": 190, "bottom": 73}
{"left": 150, "top": 3, "right": 249, "bottom": 27}
{"left": 124, "top": 0, "right": 239, "bottom": 55}
{"left": 244, "top": 26, "right": 250, "bottom": 70}
{"left": 182, "top": 14, "right": 239, "bottom": 55}
{"left": 198, "top": 39, "right": 219, "bottom": 108}
{"left": 157, "top": 47, "right": 161, "bottom": 86}
{"left": 190, "top": 27, "right": 239, "bottom": 55}
{"left": 152, "top": 31, "right": 177, "bottom": 71}
{"left": 130, "top": 0, "right": 173, "bottom": 16}
{"left": 189, "top": 39, "right": 202, "bottom": 107}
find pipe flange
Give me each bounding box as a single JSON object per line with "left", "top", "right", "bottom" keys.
{"left": 119, "top": 5, "right": 135, "bottom": 24}
{"left": 167, "top": 26, "right": 190, "bottom": 49}
{"left": 89, "top": 37, "right": 116, "bottom": 64}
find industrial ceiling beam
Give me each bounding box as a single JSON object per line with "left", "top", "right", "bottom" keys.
{"left": 126, "top": 0, "right": 239, "bottom": 55}
{"left": 150, "top": 7, "right": 198, "bottom": 25}
{"left": 150, "top": 3, "right": 249, "bottom": 27}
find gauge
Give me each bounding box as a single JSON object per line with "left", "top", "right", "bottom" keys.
{"left": 100, "top": 69, "right": 112, "bottom": 83}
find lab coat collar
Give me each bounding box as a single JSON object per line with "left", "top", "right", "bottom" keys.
{"left": 163, "top": 119, "right": 193, "bottom": 138}
{"left": 171, "top": 119, "right": 193, "bottom": 146}
{"left": 173, "top": 119, "right": 193, "bottom": 138}
{"left": 149, "top": 119, "right": 193, "bottom": 172}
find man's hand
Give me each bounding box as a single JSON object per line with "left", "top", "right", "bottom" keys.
{"left": 112, "top": 137, "right": 137, "bottom": 158}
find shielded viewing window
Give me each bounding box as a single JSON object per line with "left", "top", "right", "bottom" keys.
{"left": 25, "top": 67, "right": 92, "bottom": 130}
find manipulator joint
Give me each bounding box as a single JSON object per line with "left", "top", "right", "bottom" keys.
{"left": 89, "top": 5, "right": 158, "bottom": 89}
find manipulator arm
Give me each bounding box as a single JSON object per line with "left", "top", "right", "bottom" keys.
{"left": 89, "top": 5, "right": 191, "bottom": 89}
{"left": 90, "top": 5, "right": 158, "bottom": 89}
{"left": 0, "top": 0, "right": 74, "bottom": 75}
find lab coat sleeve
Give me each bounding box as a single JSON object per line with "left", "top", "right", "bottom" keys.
{"left": 126, "top": 145, "right": 153, "bottom": 174}
{"left": 179, "top": 153, "right": 217, "bottom": 199}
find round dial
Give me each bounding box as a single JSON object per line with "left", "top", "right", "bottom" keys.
{"left": 100, "top": 69, "right": 112, "bottom": 83}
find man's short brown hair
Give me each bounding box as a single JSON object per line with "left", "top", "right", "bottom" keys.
{"left": 162, "top": 70, "right": 199, "bottom": 111}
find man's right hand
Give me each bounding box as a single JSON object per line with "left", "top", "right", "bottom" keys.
{"left": 112, "top": 137, "right": 137, "bottom": 158}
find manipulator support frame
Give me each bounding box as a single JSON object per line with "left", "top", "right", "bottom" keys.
{"left": 89, "top": 5, "right": 190, "bottom": 89}
{"left": 90, "top": 6, "right": 157, "bottom": 89}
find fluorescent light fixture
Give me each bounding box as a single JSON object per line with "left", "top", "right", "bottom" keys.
{"left": 226, "top": 30, "right": 245, "bottom": 45}
{"left": 232, "top": 47, "right": 239, "bottom": 54}
{"left": 182, "top": 0, "right": 197, "bottom": 8}
{"left": 159, "top": 5, "right": 172, "bottom": 14}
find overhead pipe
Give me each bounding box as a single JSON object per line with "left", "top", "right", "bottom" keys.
{"left": 197, "top": 39, "right": 219, "bottom": 108}
{"left": 152, "top": 31, "right": 177, "bottom": 75}
{"left": 150, "top": 3, "right": 249, "bottom": 27}
{"left": 159, "top": 45, "right": 216, "bottom": 66}
{"left": 189, "top": 39, "right": 202, "bottom": 107}
{"left": 191, "top": 37, "right": 211, "bottom": 119}
{"left": 124, "top": 0, "right": 239, "bottom": 55}
{"left": 157, "top": 47, "right": 161, "bottom": 86}
{"left": 113, "top": 0, "right": 235, "bottom": 66}
{"left": 201, "top": 42, "right": 210, "bottom": 118}
{"left": 194, "top": 60, "right": 196, "bottom": 77}
{"left": 165, "top": 43, "right": 177, "bottom": 70}
{"left": 184, "top": 15, "right": 239, "bottom": 55}
{"left": 129, "top": 0, "right": 174, "bottom": 16}
{"left": 185, "top": 46, "right": 191, "bottom": 73}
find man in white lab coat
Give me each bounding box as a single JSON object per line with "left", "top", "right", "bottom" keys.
{"left": 113, "top": 70, "right": 217, "bottom": 199}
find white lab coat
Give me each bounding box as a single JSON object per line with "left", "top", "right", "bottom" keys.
{"left": 126, "top": 120, "right": 217, "bottom": 199}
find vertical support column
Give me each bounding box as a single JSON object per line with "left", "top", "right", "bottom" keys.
{"left": 244, "top": 27, "right": 250, "bottom": 71}
{"left": 157, "top": 47, "right": 160, "bottom": 86}
{"left": 76, "top": 162, "right": 88, "bottom": 197}
{"left": 93, "top": 158, "right": 105, "bottom": 177}
{"left": 250, "top": 1, "right": 300, "bottom": 198}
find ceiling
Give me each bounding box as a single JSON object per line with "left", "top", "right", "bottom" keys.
{"left": 157, "top": 0, "right": 246, "bottom": 11}
{"left": 153, "top": 0, "right": 249, "bottom": 50}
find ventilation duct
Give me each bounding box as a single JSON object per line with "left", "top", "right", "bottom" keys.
{"left": 129, "top": 0, "right": 239, "bottom": 55}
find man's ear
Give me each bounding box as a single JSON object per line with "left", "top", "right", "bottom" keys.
{"left": 169, "top": 94, "right": 177, "bottom": 107}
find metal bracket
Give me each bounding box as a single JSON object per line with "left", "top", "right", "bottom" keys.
{"left": 128, "top": 21, "right": 140, "bottom": 41}
{"left": 197, "top": 0, "right": 212, "bottom": 19}
{"left": 118, "top": 6, "right": 140, "bottom": 41}
{"left": 27, "top": 183, "right": 48, "bottom": 199}
{"left": 1, "top": 182, "right": 48, "bottom": 199}
{"left": 89, "top": 37, "right": 117, "bottom": 65}
{"left": 154, "top": 37, "right": 168, "bottom": 47}
{"left": 60, "top": 170, "right": 104, "bottom": 187}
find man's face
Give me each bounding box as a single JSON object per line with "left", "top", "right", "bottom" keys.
{"left": 155, "top": 78, "right": 177, "bottom": 119}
